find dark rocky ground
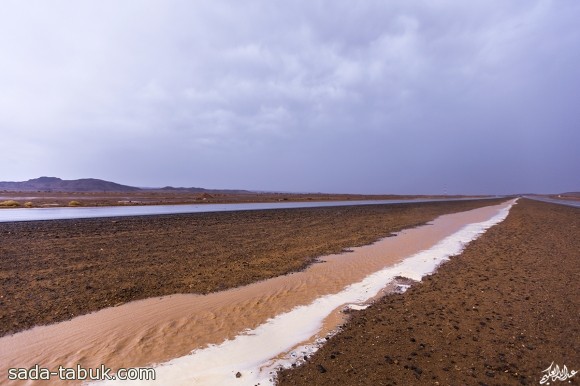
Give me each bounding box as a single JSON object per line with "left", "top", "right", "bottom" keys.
{"left": 277, "top": 199, "right": 579, "bottom": 385}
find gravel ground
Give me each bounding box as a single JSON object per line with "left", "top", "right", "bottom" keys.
{"left": 277, "top": 199, "right": 579, "bottom": 385}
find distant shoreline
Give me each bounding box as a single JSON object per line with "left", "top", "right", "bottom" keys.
{"left": 0, "top": 191, "right": 493, "bottom": 209}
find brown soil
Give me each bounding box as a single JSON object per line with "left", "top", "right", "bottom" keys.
{"left": 277, "top": 199, "right": 579, "bottom": 385}
{"left": 0, "top": 199, "right": 500, "bottom": 338}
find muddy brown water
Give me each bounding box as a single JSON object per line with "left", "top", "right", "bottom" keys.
{"left": 0, "top": 202, "right": 509, "bottom": 385}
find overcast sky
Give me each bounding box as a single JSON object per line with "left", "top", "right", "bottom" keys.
{"left": 1, "top": 0, "right": 578, "bottom": 194}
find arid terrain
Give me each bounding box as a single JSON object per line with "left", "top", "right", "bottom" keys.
{"left": 277, "top": 199, "right": 579, "bottom": 385}
{"left": 0, "top": 199, "right": 500, "bottom": 337}
{"left": 2, "top": 198, "right": 577, "bottom": 386}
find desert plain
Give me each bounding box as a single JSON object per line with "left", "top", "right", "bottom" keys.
{"left": 0, "top": 197, "right": 578, "bottom": 385}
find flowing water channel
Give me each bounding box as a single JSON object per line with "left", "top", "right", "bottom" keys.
{"left": 0, "top": 200, "right": 515, "bottom": 385}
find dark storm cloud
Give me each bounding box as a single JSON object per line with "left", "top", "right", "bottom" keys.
{"left": 1, "top": 0, "right": 578, "bottom": 193}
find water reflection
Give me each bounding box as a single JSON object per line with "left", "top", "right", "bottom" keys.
{"left": 0, "top": 198, "right": 489, "bottom": 223}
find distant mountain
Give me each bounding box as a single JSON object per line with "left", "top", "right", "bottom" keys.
{"left": 0, "top": 177, "right": 251, "bottom": 194}
{"left": 0, "top": 177, "right": 140, "bottom": 192}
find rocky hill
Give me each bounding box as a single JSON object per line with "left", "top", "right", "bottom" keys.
{"left": 0, "top": 177, "right": 250, "bottom": 194}
{"left": 0, "top": 177, "right": 140, "bottom": 192}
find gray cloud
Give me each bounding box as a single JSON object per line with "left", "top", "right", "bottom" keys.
{"left": 1, "top": 0, "right": 578, "bottom": 194}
